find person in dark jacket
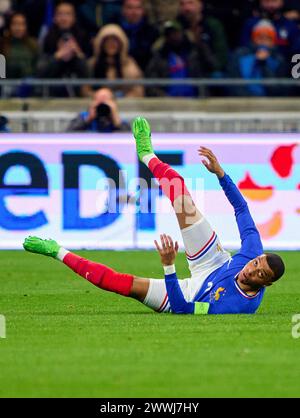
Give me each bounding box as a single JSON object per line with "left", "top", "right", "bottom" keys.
{"left": 0, "top": 12, "right": 38, "bottom": 78}
{"left": 114, "top": 0, "right": 159, "bottom": 71}
{"left": 176, "top": 0, "right": 229, "bottom": 74}
{"left": 202, "top": 0, "right": 256, "bottom": 49}
{"left": 0, "top": 0, "right": 13, "bottom": 36}
{"left": 77, "top": 0, "right": 123, "bottom": 37}
{"left": 283, "top": 0, "right": 300, "bottom": 30}
{"left": 37, "top": 2, "right": 91, "bottom": 97}
{"left": 146, "top": 20, "right": 215, "bottom": 97}
{"left": 228, "top": 19, "right": 288, "bottom": 97}
{"left": 41, "top": 1, "right": 91, "bottom": 57}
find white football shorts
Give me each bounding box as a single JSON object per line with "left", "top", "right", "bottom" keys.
{"left": 143, "top": 217, "right": 231, "bottom": 313}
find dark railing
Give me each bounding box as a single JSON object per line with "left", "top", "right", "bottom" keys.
{"left": 1, "top": 78, "right": 300, "bottom": 98}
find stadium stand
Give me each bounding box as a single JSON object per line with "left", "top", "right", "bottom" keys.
{"left": 0, "top": 0, "right": 300, "bottom": 132}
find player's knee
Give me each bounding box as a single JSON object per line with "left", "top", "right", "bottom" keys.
{"left": 173, "top": 195, "right": 196, "bottom": 216}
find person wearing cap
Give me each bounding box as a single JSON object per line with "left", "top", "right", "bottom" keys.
{"left": 145, "top": 19, "right": 215, "bottom": 97}
{"left": 240, "top": 0, "right": 300, "bottom": 59}
{"left": 228, "top": 19, "right": 288, "bottom": 97}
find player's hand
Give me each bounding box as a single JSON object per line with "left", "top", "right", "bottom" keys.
{"left": 55, "top": 42, "right": 74, "bottom": 62}
{"left": 256, "top": 48, "right": 270, "bottom": 61}
{"left": 198, "top": 146, "right": 225, "bottom": 179}
{"left": 154, "top": 234, "right": 179, "bottom": 266}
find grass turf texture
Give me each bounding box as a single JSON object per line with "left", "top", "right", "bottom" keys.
{"left": 0, "top": 250, "right": 299, "bottom": 398}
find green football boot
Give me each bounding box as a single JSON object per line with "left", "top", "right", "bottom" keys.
{"left": 132, "top": 117, "right": 154, "bottom": 161}
{"left": 23, "top": 236, "right": 60, "bottom": 258}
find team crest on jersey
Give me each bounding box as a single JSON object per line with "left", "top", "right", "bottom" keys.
{"left": 210, "top": 287, "right": 226, "bottom": 302}
{"left": 216, "top": 243, "right": 222, "bottom": 252}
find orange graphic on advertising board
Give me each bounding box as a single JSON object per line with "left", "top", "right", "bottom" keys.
{"left": 238, "top": 173, "right": 274, "bottom": 201}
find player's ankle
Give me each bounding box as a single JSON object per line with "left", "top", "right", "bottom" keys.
{"left": 56, "top": 247, "right": 69, "bottom": 261}
{"left": 142, "top": 153, "right": 156, "bottom": 166}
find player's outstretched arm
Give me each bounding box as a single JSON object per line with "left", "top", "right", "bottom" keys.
{"left": 198, "top": 147, "right": 263, "bottom": 257}
{"left": 155, "top": 234, "right": 209, "bottom": 315}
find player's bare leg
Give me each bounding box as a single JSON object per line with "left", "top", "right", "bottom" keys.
{"left": 132, "top": 117, "right": 224, "bottom": 257}
{"left": 130, "top": 278, "right": 150, "bottom": 301}
{"left": 132, "top": 117, "right": 231, "bottom": 301}
{"left": 133, "top": 117, "right": 202, "bottom": 230}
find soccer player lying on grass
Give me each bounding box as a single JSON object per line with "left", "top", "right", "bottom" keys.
{"left": 23, "top": 117, "right": 285, "bottom": 314}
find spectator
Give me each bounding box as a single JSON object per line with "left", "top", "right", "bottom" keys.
{"left": 240, "top": 0, "right": 300, "bottom": 59}
{"left": 14, "top": 1, "right": 84, "bottom": 38}
{"left": 176, "top": 0, "right": 229, "bottom": 73}
{"left": 114, "top": 0, "right": 159, "bottom": 71}
{"left": 78, "top": 0, "right": 123, "bottom": 37}
{"left": 90, "top": 24, "right": 144, "bottom": 97}
{"left": 37, "top": 2, "right": 91, "bottom": 97}
{"left": 0, "top": 0, "right": 13, "bottom": 36}
{"left": 146, "top": 20, "right": 215, "bottom": 97}
{"left": 0, "top": 13, "right": 38, "bottom": 78}
{"left": 228, "top": 19, "right": 288, "bottom": 97}
{"left": 41, "top": 2, "right": 91, "bottom": 56}
{"left": 284, "top": 0, "right": 300, "bottom": 30}
{"left": 0, "top": 115, "right": 10, "bottom": 132}
{"left": 204, "top": 0, "right": 257, "bottom": 49}
{"left": 14, "top": 0, "right": 54, "bottom": 38}
{"left": 67, "top": 87, "right": 130, "bottom": 132}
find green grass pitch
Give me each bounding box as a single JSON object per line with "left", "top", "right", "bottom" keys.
{"left": 0, "top": 250, "right": 299, "bottom": 398}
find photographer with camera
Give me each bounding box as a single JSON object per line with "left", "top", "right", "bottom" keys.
{"left": 0, "top": 115, "right": 10, "bottom": 132}
{"left": 67, "top": 87, "right": 130, "bottom": 133}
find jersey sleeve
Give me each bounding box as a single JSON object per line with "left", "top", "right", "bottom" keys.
{"left": 219, "top": 174, "right": 263, "bottom": 257}
{"left": 164, "top": 269, "right": 209, "bottom": 315}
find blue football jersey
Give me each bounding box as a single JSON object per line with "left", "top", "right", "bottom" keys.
{"left": 194, "top": 253, "right": 265, "bottom": 314}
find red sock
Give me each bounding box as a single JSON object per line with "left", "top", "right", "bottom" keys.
{"left": 148, "top": 157, "right": 191, "bottom": 204}
{"left": 63, "top": 253, "right": 134, "bottom": 296}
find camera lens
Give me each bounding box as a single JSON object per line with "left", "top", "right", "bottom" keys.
{"left": 96, "top": 103, "right": 111, "bottom": 118}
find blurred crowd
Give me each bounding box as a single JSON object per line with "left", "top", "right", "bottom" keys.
{"left": 1, "top": 0, "right": 300, "bottom": 98}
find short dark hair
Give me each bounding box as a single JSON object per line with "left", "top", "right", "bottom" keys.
{"left": 266, "top": 253, "right": 285, "bottom": 282}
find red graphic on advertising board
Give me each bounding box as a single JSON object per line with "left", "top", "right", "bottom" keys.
{"left": 270, "top": 144, "right": 297, "bottom": 178}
